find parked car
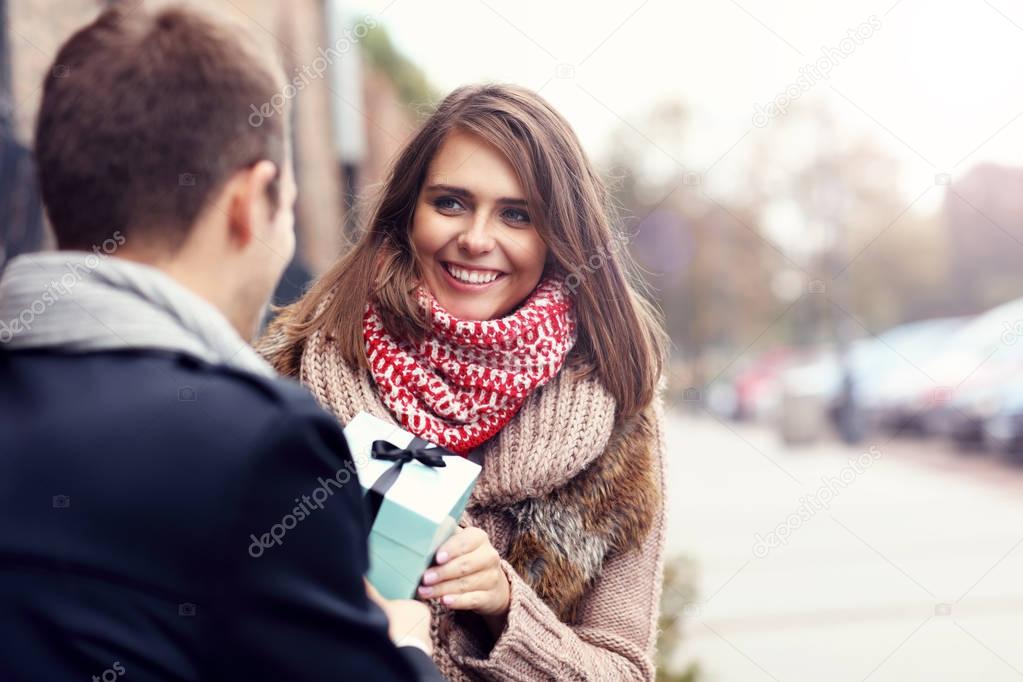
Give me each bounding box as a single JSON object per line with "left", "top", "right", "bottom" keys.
{"left": 730, "top": 347, "right": 794, "bottom": 422}
{"left": 870, "top": 299, "right": 1023, "bottom": 436}
{"left": 777, "top": 344, "right": 845, "bottom": 444}
{"left": 777, "top": 317, "right": 968, "bottom": 437}
{"left": 929, "top": 357, "right": 1023, "bottom": 448}
{"left": 982, "top": 383, "right": 1023, "bottom": 461}
{"left": 855, "top": 317, "right": 968, "bottom": 424}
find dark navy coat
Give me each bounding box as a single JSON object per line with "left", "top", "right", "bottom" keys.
{"left": 0, "top": 348, "right": 442, "bottom": 681}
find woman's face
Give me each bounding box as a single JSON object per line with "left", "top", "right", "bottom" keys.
{"left": 410, "top": 130, "right": 548, "bottom": 321}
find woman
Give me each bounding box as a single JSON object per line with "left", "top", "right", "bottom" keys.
{"left": 260, "top": 84, "right": 668, "bottom": 681}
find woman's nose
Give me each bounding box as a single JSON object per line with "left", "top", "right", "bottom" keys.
{"left": 457, "top": 215, "right": 496, "bottom": 255}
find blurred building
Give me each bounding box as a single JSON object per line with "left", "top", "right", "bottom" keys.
{"left": 943, "top": 163, "right": 1023, "bottom": 315}
{"left": 2, "top": 0, "right": 429, "bottom": 300}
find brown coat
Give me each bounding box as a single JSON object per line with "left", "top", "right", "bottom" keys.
{"left": 260, "top": 324, "right": 667, "bottom": 681}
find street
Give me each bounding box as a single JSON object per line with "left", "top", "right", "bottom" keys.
{"left": 663, "top": 411, "right": 1023, "bottom": 681}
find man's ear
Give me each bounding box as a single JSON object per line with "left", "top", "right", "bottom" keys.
{"left": 227, "top": 160, "right": 279, "bottom": 247}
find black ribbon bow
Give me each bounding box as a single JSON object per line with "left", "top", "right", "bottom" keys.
{"left": 364, "top": 437, "right": 454, "bottom": 528}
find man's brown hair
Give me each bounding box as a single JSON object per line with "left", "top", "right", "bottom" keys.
{"left": 34, "top": 3, "right": 287, "bottom": 251}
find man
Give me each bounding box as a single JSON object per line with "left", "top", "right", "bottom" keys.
{"left": 0, "top": 5, "right": 442, "bottom": 681}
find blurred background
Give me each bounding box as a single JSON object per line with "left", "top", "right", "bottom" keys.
{"left": 6, "top": 0, "right": 1023, "bottom": 679}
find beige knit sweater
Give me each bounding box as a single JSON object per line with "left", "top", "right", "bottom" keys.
{"left": 271, "top": 328, "right": 668, "bottom": 681}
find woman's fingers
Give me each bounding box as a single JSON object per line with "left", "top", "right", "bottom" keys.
{"left": 421, "top": 544, "right": 497, "bottom": 589}
{"left": 434, "top": 590, "right": 494, "bottom": 611}
{"left": 417, "top": 567, "right": 494, "bottom": 600}
{"left": 435, "top": 526, "right": 487, "bottom": 564}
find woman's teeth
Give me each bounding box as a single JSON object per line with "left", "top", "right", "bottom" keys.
{"left": 446, "top": 263, "right": 501, "bottom": 284}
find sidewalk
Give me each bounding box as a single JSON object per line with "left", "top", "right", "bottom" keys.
{"left": 662, "top": 411, "right": 1023, "bottom": 681}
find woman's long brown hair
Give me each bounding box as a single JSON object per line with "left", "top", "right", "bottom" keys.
{"left": 261, "top": 84, "right": 668, "bottom": 421}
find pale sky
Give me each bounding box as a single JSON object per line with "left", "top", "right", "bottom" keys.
{"left": 347, "top": 0, "right": 1023, "bottom": 218}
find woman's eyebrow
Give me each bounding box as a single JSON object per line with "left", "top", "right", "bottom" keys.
{"left": 424, "top": 183, "right": 473, "bottom": 199}
{"left": 424, "top": 183, "right": 527, "bottom": 206}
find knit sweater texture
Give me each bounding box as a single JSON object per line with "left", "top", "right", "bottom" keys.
{"left": 260, "top": 322, "right": 668, "bottom": 681}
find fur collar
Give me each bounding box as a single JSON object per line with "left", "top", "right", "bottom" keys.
{"left": 474, "top": 403, "right": 661, "bottom": 622}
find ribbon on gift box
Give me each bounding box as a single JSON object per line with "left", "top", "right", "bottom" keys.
{"left": 364, "top": 438, "right": 456, "bottom": 527}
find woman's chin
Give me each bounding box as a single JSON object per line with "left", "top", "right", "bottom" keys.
{"left": 438, "top": 297, "right": 501, "bottom": 321}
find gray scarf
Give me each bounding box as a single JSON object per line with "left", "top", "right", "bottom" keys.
{"left": 0, "top": 251, "right": 275, "bottom": 378}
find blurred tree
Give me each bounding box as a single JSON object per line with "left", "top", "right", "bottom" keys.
{"left": 656, "top": 554, "right": 702, "bottom": 682}
{"left": 605, "top": 104, "right": 787, "bottom": 387}
{"left": 604, "top": 98, "right": 962, "bottom": 387}
{"left": 359, "top": 18, "right": 436, "bottom": 110}
{"left": 943, "top": 163, "right": 1023, "bottom": 314}
{"left": 741, "top": 104, "right": 950, "bottom": 339}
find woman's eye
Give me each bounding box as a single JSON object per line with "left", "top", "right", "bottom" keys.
{"left": 502, "top": 208, "right": 530, "bottom": 225}
{"left": 434, "top": 196, "right": 464, "bottom": 212}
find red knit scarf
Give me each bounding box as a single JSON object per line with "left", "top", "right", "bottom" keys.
{"left": 364, "top": 278, "right": 577, "bottom": 454}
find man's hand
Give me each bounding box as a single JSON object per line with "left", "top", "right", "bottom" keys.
{"left": 365, "top": 580, "right": 433, "bottom": 655}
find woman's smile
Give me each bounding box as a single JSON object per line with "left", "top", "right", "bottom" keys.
{"left": 439, "top": 260, "right": 507, "bottom": 289}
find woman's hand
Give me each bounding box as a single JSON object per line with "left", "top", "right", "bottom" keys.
{"left": 418, "top": 527, "right": 511, "bottom": 622}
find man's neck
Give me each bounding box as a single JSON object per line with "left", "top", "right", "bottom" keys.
{"left": 114, "top": 251, "right": 250, "bottom": 339}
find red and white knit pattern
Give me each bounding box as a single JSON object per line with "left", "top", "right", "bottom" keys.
{"left": 364, "top": 278, "right": 577, "bottom": 454}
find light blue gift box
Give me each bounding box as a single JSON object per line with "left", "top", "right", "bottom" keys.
{"left": 343, "top": 411, "right": 481, "bottom": 599}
